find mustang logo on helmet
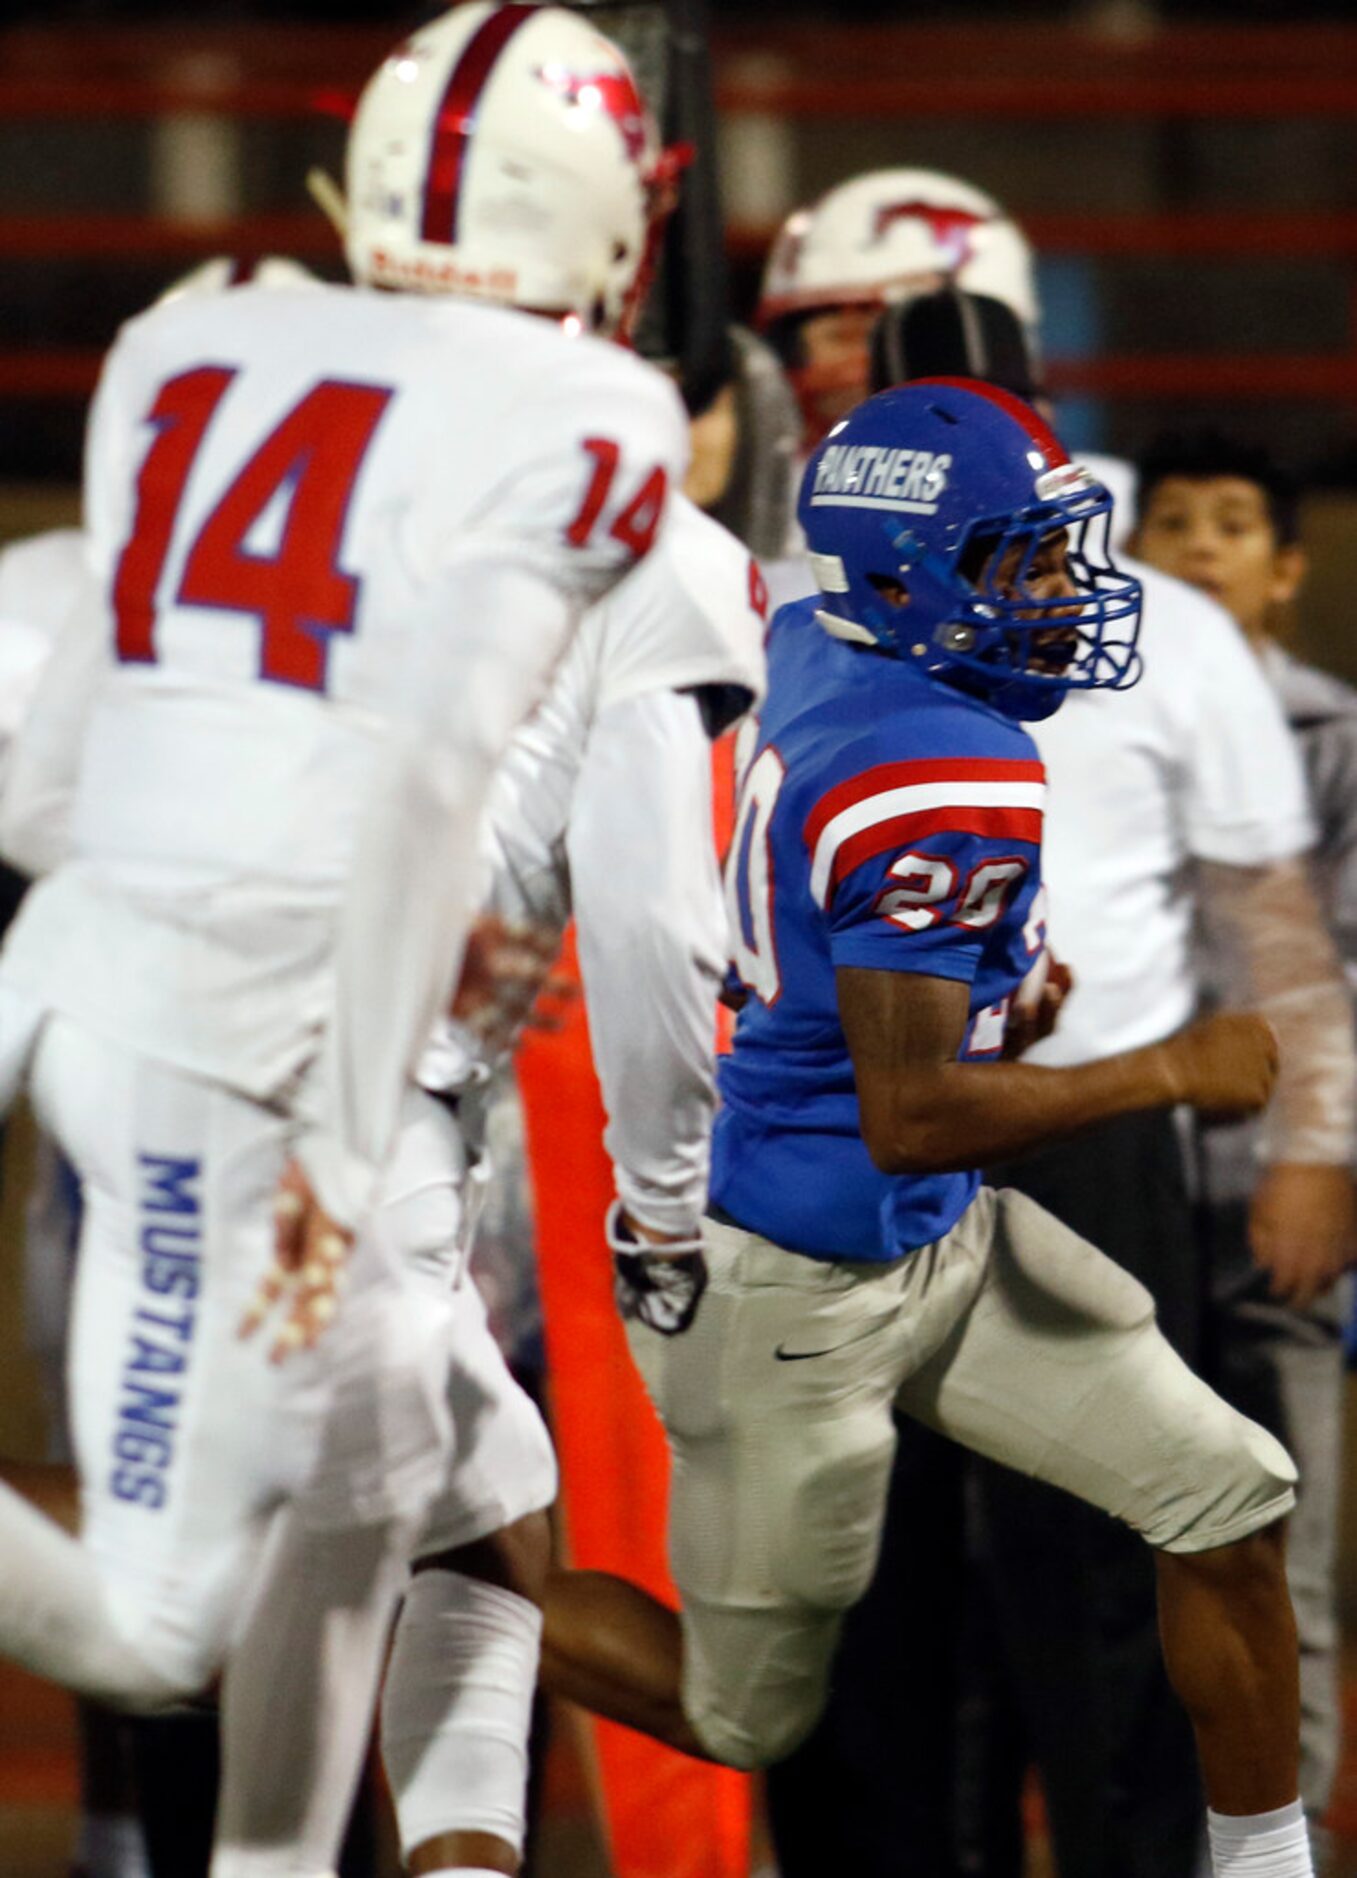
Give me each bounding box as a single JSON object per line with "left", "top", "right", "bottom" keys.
{"left": 535, "top": 64, "right": 649, "bottom": 163}
{"left": 871, "top": 201, "right": 987, "bottom": 270}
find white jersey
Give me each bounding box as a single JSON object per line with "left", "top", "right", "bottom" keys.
{"left": 0, "top": 281, "right": 687, "bottom": 1219}
{"left": 1027, "top": 556, "right": 1314, "bottom": 1065}
{"left": 0, "top": 528, "right": 85, "bottom": 784}
{"left": 486, "top": 491, "right": 766, "bottom": 923}
{"left": 453, "top": 493, "right": 767, "bottom": 1237}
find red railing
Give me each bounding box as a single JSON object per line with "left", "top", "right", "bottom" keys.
{"left": 3, "top": 18, "right": 1357, "bottom": 407}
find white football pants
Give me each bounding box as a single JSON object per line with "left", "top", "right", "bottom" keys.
{"left": 0, "top": 1013, "right": 451, "bottom": 1874}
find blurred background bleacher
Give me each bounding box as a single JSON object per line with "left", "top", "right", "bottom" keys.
{"left": 6, "top": 8, "right": 1357, "bottom": 672}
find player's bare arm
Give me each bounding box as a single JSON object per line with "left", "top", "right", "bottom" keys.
{"left": 1198, "top": 856, "right": 1357, "bottom": 1304}
{"left": 839, "top": 964, "right": 1278, "bottom": 1176}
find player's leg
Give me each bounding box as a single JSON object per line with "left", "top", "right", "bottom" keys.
{"left": 0, "top": 1016, "right": 312, "bottom": 1708}
{"left": 193, "top": 1078, "right": 454, "bottom": 1877}
{"left": 1204, "top": 1194, "right": 1348, "bottom": 1822}
{"left": 762, "top": 1415, "right": 970, "bottom": 1878}
{"left": 1153, "top": 1528, "right": 1297, "bottom": 1812}
{"left": 371, "top": 1104, "right": 557, "bottom": 1878}
{"left": 895, "top": 1186, "right": 1308, "bottom": 1871}
{"left": 964, "top": 1110, "right": 1208, "bottom": 1878}
{"left": 385, "top": 1515, "right": 549, "bottom": 1878}
{"left": 141, "top": 1082, "right": 457, "bottom": 1878}
{"left": 73, "top": 1702, "right": 152, "bottom": 1878}
{"left": 209, "top": 1500, "right": 420, "bottom": 1878}
{"left": 539, "top": 1565, "right": 701, "bottom": 1759}
{"left": 542, "top": 1217, "right": 913, "bottom": 1770}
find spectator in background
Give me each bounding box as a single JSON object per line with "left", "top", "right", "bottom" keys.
{"left": 762, "top": 274, "right": 1357, "bottom": 1878}
{"left": 1133, "top": 430, "right": 1357, "bottom": 1837}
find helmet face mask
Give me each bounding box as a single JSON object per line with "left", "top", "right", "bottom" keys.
{"left": 344, "top": 3, "right": 677, "bottom": 337}
{"left": 800, "top": 380, "right": 1142, "bottom": 722}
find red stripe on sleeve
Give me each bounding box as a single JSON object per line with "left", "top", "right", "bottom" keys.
{"left": 802, "top": 756, "right": 1045, "bottom": 855}
{"left": 827, "top": 804, "right": 1043, "bottom": 905}
{"left": 420, "top": 3, "right": 540, "bottom": 245}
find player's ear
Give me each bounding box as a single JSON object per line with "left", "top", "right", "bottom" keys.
{"left": 867, "top": 574, "right": 911, "bottom": 609}
{"left": 1269, "top": 542, "right": 1307, "bottom": 608}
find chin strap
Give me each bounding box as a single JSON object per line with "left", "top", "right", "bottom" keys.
{"left": 306, "top": 167, "right": 348, "bottom": 239}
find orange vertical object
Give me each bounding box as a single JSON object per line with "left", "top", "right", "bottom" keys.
{"left": 712, "top": 729, "right": 738, "bottom": 1056}
{"left": 518, "top": 918, "right": 751, "bottom": 1878}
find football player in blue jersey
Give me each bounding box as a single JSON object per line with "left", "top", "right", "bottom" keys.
{"left": 543, "top": 377, "right": 1316, "bottom": 1878}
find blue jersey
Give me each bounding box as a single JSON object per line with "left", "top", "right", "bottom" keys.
{"left": 712, "top": 599, "right": 1048, "bottom": 1262}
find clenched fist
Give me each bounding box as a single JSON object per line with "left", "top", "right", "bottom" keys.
{"left": 1156, "top": 1012, "right": 1279, "bottom": 1120}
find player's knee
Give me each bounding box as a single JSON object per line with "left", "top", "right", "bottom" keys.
{"left": 382, "top": 1565, "right": 541, "bottom": 1858}
{"left": 1148, "top": 1401, "right": 1297, "bottom": 1555}
{"left": 89, "top": 1648, "right": 205, "bottom": 1716}
{"left": 415, "top": 1507, "right": 552, "bottom": 1607}
{"left": 90, "top": 1598, "right": 224, "bottom": 1715}
{"left": 686, "top": 1676, "right": 828, "bottom": 1771}
{"left": 681, "top": 1598, "right": 840, "bottom": 1771}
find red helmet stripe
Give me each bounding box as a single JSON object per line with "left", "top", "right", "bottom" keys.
{"left": 421, "top": 3, "right": 540, "bottom": 245}
{"left": 912, "top": 375, "right": 1069, "bottom": 469}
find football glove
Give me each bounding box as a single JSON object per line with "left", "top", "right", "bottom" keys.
{"left": 608, "top": 1199, "right": 708, "bottom": 1337}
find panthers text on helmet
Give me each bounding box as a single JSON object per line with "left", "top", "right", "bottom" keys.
{"left": 810, "top": 444, "right": 952, "bottom": 515}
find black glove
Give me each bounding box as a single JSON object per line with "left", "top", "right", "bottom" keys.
{"left": 608, "top": 1201, "right": 708, "bottom": 1336}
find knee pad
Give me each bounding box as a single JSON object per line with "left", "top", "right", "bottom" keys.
{"left": 1151, "top": 1397, "right": 1298, "bottom": 1555}
{"left": 380, "top": 1566, "right": 542, "bottom": 1859}
{"left": 100, "top": 1596, "right": 225, "bottom": 1716}
{"left": 71, "top": 1612, "right": 204, "bottom": 1715}
{"left": 686, "top": 1671, "right": 828, "bottom": 1772}
{"left": 680, "top": 1595, "right": 840, "bottom": 1771}
{"left": 107, "top": 1661, "right": 203, "bottom": 1717}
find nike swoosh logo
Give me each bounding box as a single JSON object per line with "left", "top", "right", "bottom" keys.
{"left": 774, "top": 1318, "right": 887, "bottom": 1362}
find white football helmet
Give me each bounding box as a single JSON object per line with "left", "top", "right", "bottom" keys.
{"left": 344, "top": 2, "right": 676, "bottom": 337}
{"left": 756, "top": 167, "right": 1040, "bottom": 334}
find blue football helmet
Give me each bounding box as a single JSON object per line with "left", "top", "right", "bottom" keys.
{"left": 797, "top": 376, "right": 1142, "bottom": 721}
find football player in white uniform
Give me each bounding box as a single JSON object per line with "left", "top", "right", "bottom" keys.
{"left": 374, "top": 488, "right": 765, "bottom": 1878}
{"left": 0, "top": 481, "right": 767, "bottom": 1878}
{"left": 0, "top": 7, "right": 691, "bottom": 1874}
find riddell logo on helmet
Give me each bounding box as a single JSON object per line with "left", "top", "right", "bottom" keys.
{"left": 371, "top": 250, "right": 518, "bottom": 294}
{"left": 871, "top": 202, "right": 986, "bottom": 269}
{"left": 535, "top": 64, "right": 648, "bottom": 163}
{"left": 811, "top": 444, "right": 952, "bottom": 515}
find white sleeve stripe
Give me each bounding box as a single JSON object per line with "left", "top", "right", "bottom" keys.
{"left": 809, "top": 778, "right": 1046, "bottom": 908}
